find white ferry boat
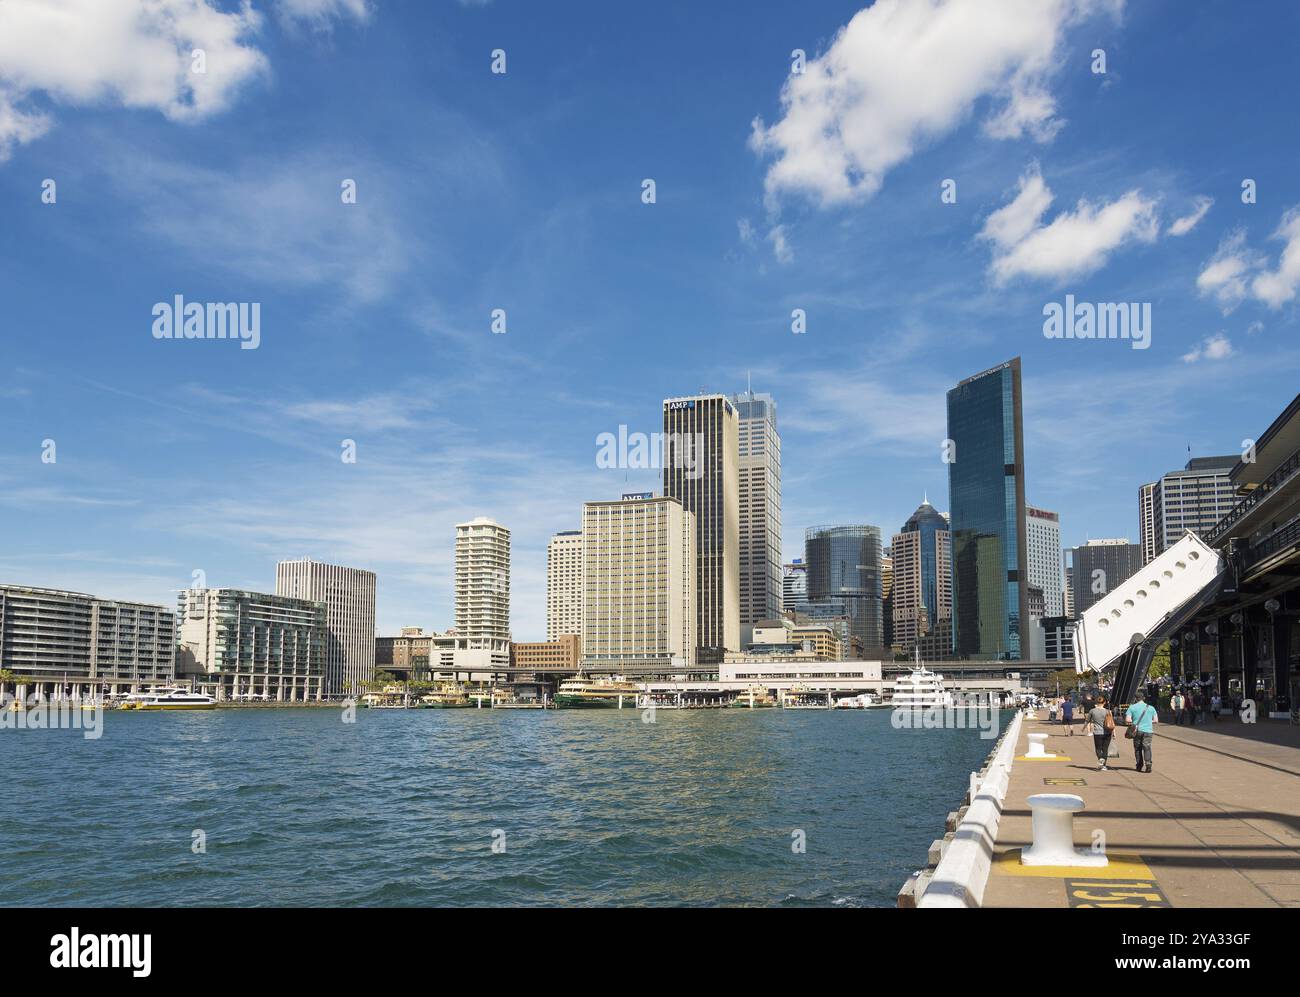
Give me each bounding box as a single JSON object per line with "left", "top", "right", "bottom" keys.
{"left": 889, "top": 654, "right": 954, "bottom": 710}
{"left": 833, "top": 692, "right": 878, "bottom": 709}
{"left": 121, "top": 687, "right": 216, "bottom": 711}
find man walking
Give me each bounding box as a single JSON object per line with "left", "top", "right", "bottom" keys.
{"left": 1061, "top": 695, "right": 1075, "bottom": 735}
{"left": 1170, "top": 689, "right": 1185, "bottom": 726}
{"left": 1126, "top": 690, "right": 1157, "bottom": 773}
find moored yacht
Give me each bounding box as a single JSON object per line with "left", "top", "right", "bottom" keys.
{"left": 889, "top": 651, "right": 954, "bottom": 709}
{"left": 121, "top": 687, "right": 216, "bottom": 711}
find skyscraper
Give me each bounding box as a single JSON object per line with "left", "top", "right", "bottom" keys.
{"left": 1138, "top": 482, "right": 1157, "bottom": 565}
{"left": 663, "top": 394, "right": 740, "bottom": 661}
{"left": 581, "top": 494, "right": 697, "bottom": 671}
{"left": 276, "top": 559, "right": 376, "bottom": 697}
{"left": 804, "top": 525, "right": 883, "bottom": 652}
{"left": 1139, "top": 456, "right": 1239, "bottom": 561}
{"left": 453, "top": 517, "right": 511, "bottom": 673}
{"left": 946, "top": 357, "right": 1029, "bottom": 660}
{"left": 890, "top": 498, "right": 951, "bottom": 654}
{"left": 546, "top": 530, "right": 583, "bottom": 641}
{"left": 782, "top": 559, "right": 808, "bottom": 615}
{"left": 1070, "top": 539, "right": 1143, "bottom": 616}
{"left": 730, "top": 389, "right": 782, "bottom": 635}
{"left": 1025, "top": 504, "right": 1064, "bottom": 617}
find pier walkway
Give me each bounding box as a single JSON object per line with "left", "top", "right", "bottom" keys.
{"left": 981, "top": 715, "right": 1300, "bottom": 908}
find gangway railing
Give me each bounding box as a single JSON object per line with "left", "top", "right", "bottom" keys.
{"left": 1073, "top": 532, "right": 1225, "bottom": 688}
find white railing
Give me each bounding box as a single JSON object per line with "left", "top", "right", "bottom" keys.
{"left": 918, "top": 711, "right": 1023, "bottom": 908}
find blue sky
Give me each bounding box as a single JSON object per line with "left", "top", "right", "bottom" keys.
{"left": 2, "top": 0, "right": 1298, "bottom": 640}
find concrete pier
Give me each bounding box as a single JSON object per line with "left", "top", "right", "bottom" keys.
{"left": 980, "top": 716, "right": 1300, "bottom": 908}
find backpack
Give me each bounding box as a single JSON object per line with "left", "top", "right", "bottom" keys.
{"left": 1103, "top": 709, "right": 1115, "bottom": 732}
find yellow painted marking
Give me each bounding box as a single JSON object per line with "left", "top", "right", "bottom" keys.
{"left": 1043, "top": 777, "right": 1087, "bottom": 786}
{"left": 1066, "top": 878, "right": 1170, "bottom": 908}
{"left": 1015, "top": 755, "right": 1073, "bottom": 762}
{"left": 992, "top": 850, "right": 1153, "bottom": 880}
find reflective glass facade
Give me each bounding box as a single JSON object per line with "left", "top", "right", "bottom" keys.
{"left": 946, "top": 358, "right": 1028, "bottom": 660}
{"left": 804, "top": 525, "right": 883, "bottom": 651}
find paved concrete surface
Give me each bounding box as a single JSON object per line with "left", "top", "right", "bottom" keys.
{"left": 982, "top": 715, "right": 1300, "bottom": 908}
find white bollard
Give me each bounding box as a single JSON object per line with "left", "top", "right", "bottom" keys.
{"left": 1024, "top": 732, "right": 1056, "bottom": 759}
{"left": 1020, "top": 794, "right": 1108, "bottom": 868}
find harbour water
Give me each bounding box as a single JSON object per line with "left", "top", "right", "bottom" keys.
{"left": 1, "top": 708, "right": 1008, "bottom": 907}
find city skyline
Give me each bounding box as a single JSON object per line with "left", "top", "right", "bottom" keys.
{"left": 3, "top": 1, "right": 1300, "bottom": 642}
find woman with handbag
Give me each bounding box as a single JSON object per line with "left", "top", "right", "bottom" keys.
{"left": 1087, "top": 696, "right": 1115, "bottom": 771}
{"left": 1125, "top": 690, "right": 1158, "bottom": 773}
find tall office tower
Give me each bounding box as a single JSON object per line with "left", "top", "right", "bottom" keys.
{"left": 1025, "top": 504, "right": 1064, "bottom": 617}
{"left": 546, "top": 530, "right": 583, "bottom": 641}
{"left": 947, "top": 357, "right": 1029, "bottom": 660}
{"left": 176, "top": 588, "right": 326, "bottom": 702}
{"left": 804, "top": 525, "right": 883, "bottom": 652}
{"left": 782, "top": 560, "right": 808, "bottom": 615}
{"left": 881, "top": 549, "right": 894, "bottom": 649}
{"left": 276, "top": 559, "right": 377, "bottom": 698}
{"left": 452, "top": 517, "right": 512, "bottom": 674}
{"left": 1139, "top": 456, "right": 1239, "bottom": 560}
{"left": 1063, "top": 563, "right": 1075, "bottom": 619}
{"left": 730, "top": 389, "right": 782, "bottom": 634}
{"left": 0, "top": 585, "right": 175, "bottom": 696}
{"left": 890, "top": 498, "right": 952, "bottom": 654}
{"left": 662, "top": 394, "right": 740, "bottom": 662}
{"left": 1070, "top": 539, "right": 1144, "bottom": 616}
{"left": 581, "top": 494, "right": 697, "bottom": 671}
{"left": 1138, "top": 482, "right": 1158, "bottom": 564}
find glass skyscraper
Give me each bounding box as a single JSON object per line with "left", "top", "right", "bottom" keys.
{"left": 946, "top": 357, "right": 1029, "bottom": 660}
{"left": 804, "top": 525, "right": 883, "bottom": 652}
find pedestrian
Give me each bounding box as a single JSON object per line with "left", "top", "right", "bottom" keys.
{"left": 1170, "top": 689, "right": 1184, "bottom": 726}
{"left": 1211, "top": 692, "right": 1221, "bottom": 721}
{"left": 1049, "top": 699, "right": 1058, "bottom": 722}
{"left": 1088, "top": 696, "right": 1115, "bottom": 770}
{"left": 1061, "top": 695, "right": 1075, "bottom": 735}
{"left": 1125, "top": 691, "right": 1158, "bottom": 773}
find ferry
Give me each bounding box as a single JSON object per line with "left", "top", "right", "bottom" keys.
{"left": 889, "top": 653, "right": 955, "bottom": 710}
{"left": 729, "top": 685, "right": 779, "bottom": 708}
{"left": 121, "top": 687, "right": 216, "bottom": 711}
{"left": 781, "top": 683, "right": 832, "bottom": 710}
{"left": 420, "top": 685, "right": 472, "bottom": 708}
{"left": 833, "top": 692, "right": 878, "bottom": 709}
{"left": 554, "top": 675, "right": 641, "bottom": 708}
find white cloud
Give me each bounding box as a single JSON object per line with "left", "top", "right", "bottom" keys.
{"left": 1182, "top": 333, "right": 1233, "bottom": 363}
{"left": 768, "top": 224, "right": 794, "bottom": 264}
{"left": 1197, "top": 208, "right": 1300, "bottom": 312}
{"left": 0, "top": 0, "right": 366, "bottom": 161}
{"left": 1167, "top": 195, "right": 1213, "bottom": 236}
{"left": 1196, "top": 230, "right": 1259, "bottom": 312}
{"left": 1250, "top": 207, "right": 1300, "bottom": 309}
{"left": 979, "top": 164, "right": 1158, "bottom": 284}
{"left": 750, "top": 0, "right": 1123, "bottom": 207}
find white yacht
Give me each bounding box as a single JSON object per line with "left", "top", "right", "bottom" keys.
{"left": 889, "top": 652, "right": 954, "bottom": 710}
{"left": 121, "top": 686, "right": 216, "bottom": 711}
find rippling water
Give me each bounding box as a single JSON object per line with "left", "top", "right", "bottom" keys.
{"left": 1, "top": 707, "right": 1006, "bottom": 907}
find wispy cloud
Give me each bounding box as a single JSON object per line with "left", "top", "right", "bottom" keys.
{"left": 1167, "top": 195, "right": 1213, "bottom": 236}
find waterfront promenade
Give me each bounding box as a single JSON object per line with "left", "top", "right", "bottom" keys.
{"left": 982, "top": 715, "right": 1300, "bottom": 908}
